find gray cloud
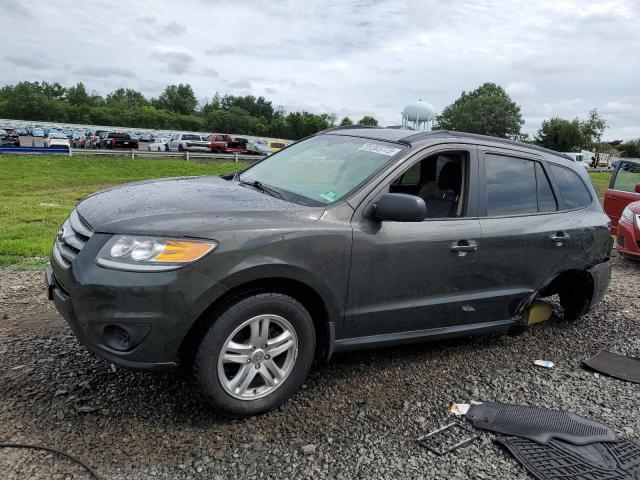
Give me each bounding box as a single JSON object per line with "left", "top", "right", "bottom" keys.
{"left": 150, "top": 51, "right": 194, "bottom": 74}
{"left": 226, "top": 80, "right": 252, "bottom": 89}
{"left": 77, "top": 66, "right": 137, "bottom": 79}
{"left": 201, "top": 68, "right": 219, "bottom": 77}
{"left": 5, "top": 55, "right": 51, "bottom": 70}
{"left": 0, "top": 0, "right": 638, "bottom": 139}
{"left": 160, "top": 22, "right": 186, "bottom": 36}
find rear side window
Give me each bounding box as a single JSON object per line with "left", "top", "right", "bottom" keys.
{"left": 613, "top": 161, "right": 640, "bottom": 193}
{"left": 549, "top": 164, "right": 592, "bottom": 209}
{"left": 485, "top": 155, "right": 538, "bottom": 215}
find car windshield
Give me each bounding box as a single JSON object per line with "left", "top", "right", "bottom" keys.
{"left": 239, "top": 135, "right": 405, "bottom": 206}
{"left": 49, "top": 133, "right": 66, "bottom": 139}
{"left": 183, "top": 134, "right": 201, "bottom": 140}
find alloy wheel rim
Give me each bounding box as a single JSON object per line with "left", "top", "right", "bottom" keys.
{"left": 217, "top": 314, "right": 298, "bottom": 400}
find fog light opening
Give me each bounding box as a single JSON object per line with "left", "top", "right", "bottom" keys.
{"left": 103, "top": 325, "right": 131, "bottom": 351}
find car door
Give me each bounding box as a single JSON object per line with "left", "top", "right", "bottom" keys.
{"left": 604, "top": 160, "right": 640, "bottom": 233}
{"left": 342, "top": 145, "right": 483, "bottom": 340}
{"left": 472, "top": 148, "right": 567, "bottom": 322}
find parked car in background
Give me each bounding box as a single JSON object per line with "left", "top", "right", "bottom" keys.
{"left": 88, "top": 130, "right": 108, "bottom": 149}
{"left": 265, "top": 139, "right": 287, "bottom": 153}
{"left": 44, "top": 127, "right": 61, "bottom": 137}
{"left": 246, "top": 140, "right": 272, "bottom": 156}
{"left": 46, "top": 133, "right": 70, "bottom": 149}
{"left": 562, "top": 152, "right": 590, "bottom": 169}
{"left": 63, "top": 130, "right": 74, "bottom": 138}
{"left": 99, "top": 132, "right": 139, "bottom": 149}
{"left": 0, "top": 127, "right": 20, "bottom": 146}
{"left": 0, "top": 129, "right": 15, "bottom": 146}
{"left": 32, "top": 128, "right": 45, "bottom": 137}
{"left": 139, "top": 133, "right": 152, "bottom": 142}
{"left": 15, "top": 127, "right": 28, "bottom": 136}
{"left": 168, "top": 133, "right": 210, "bottom": 152}
{"left": 148, "top": 137, "right": 170, "bottom": 151}
{"left": 47, "top": 128, "right": 612, "bottom": 417}
{"left": 604, "top": 158, "right": 640, "bottom": 240}
{"left": 207, "top": 133, "right": 248, "bottom": 153}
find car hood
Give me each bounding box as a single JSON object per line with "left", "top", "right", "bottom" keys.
{"left": 76, "top": 176, "right": 325, "bottom": 237}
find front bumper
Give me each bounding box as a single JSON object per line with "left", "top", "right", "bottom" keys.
{"left": 46, "top": 236, "right": 228, "bottom": 370}
{"left": 614, "top": 218, "right": 640, "bottom": 259}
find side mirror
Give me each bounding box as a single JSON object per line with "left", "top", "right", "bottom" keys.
{"left": 373, "top": 193, "right": 426, "bottom": 222}
{"left": 635, "top": 184, "right": 640, "bottom": 194}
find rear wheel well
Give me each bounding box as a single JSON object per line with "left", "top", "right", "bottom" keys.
{"left": 540, "top": 269, "right": 594, "bottom": 320}
{"left": 178, "top": 278, "right": 331, "bottom": 367}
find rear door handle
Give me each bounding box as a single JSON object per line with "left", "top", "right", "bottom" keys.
{"left": 450, "top": 240, "right": 478, "bottom": 256}
{"left": 550, "top": 232, "right": 570, "bottom": 245}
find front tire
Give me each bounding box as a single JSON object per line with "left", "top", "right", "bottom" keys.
{"left": 194, "top": 293, "right": 315, "bottom": 417}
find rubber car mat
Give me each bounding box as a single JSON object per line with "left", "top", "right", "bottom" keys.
{"left": 497, "top": 436, "right": 640, "bottom": 480}
{"left": 466, "top": 403, "right": 617, "bottom": 445}
{"left": 583, "top": 350, "right": 640, "bottom": 384}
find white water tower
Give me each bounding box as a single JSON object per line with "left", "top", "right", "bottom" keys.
{"left": 401, "top": 100, "right": 437, "bottom": 131}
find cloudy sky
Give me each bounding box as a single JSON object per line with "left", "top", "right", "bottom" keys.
{"left": 1, "top": 0, "right": 639, "bottom": 139}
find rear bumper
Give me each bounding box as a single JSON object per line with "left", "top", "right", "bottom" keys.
{"left": 588, "top": 259, "right": 612, "bottom": 309}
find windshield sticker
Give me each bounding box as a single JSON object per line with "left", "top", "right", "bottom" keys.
{"left": 320, "top": 190, "right": 338, "bottom": 202}
{"left": 357, "top": 143, "right": 402, "bottom": 156}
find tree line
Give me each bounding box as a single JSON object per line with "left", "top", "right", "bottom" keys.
{"left": 1, "top": 80, "right": 637, "bottom": 155}
{"left": 0, "top": 81, "right": 378, "bottom": 140}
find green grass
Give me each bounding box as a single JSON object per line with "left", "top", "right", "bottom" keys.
{"left": 587, "top": 171, "right": 611, "bottom": 204}
{"left": 0, "top": 155, "right": 614, "bottom": 268}
{"left": 0, "top": 155, "right": 243, "bottom": 267}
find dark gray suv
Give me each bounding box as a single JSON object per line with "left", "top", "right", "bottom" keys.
{"left": 47, "top": 127, "right": 612, "bottom": 416}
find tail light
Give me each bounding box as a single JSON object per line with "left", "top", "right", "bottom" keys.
{"left": 111, "top": 139, "right": 116, "bottom": 147}
{"left": 186, "top": 142, "right": 192, "bottom": 148}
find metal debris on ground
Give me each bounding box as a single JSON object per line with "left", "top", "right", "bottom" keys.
{"left": 582, "top": 350, "right": 640, "bottom": 384}
{"left": 416, "top": 421, "right": 481, "bottom": 456}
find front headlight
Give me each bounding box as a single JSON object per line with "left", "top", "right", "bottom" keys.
{"left": 620, "top": 206, "right": 633, "bottom": 224}
{"left": 96, "top": 235, "right": 217, "bottom": 271}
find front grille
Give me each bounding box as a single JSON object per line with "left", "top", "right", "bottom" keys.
{"left": 53, "top": 209, "right": 93, "bottom": 269}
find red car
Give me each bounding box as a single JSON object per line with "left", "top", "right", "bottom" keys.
{"left": 604, "top": 158, "right": 640, "bottom": 259}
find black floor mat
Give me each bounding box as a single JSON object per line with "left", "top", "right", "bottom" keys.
{"left": 466, "top": 403, "right": 617, "bottom": 445}
{"left": 583, "top": 350, "right": 640, "bottom": 384}
{"left": 498, "top": 436, "right": 640, "bottom": 480}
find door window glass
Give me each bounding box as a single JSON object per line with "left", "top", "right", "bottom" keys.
{"left": 613, "top": 161, "right": 640, "bottom": 193}
{"left": 485, "top": 155, "right": 537, "bottom": 215}
{"left": 549, "top": 164, "right": 592, "bottom": 209}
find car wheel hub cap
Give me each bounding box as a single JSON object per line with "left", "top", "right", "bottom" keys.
{"left": 217, "top": 314, "right": 298, "bottom": 400}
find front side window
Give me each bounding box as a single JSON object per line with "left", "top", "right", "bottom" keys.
{"left": 240, "top": 135, "right": 405, "bottom": 206}
{"left": 613, "top": 161, "right": 640, "bottom": 193}
{"left": 389, "top": 152, "right": 468, "bottom": 218}
{"left": 549, "top": 164, "right": 592, "bottom": 209}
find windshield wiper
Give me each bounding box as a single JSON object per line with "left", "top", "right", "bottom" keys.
{"left": 237, "top": 178, "right": 284, "bottom": 199}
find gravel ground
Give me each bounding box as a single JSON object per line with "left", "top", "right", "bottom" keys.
{"left": 0, "top": 253, "right": 638, "bottom": 479}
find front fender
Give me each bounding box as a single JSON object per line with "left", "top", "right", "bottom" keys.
{"left": 207, "top": 261, "right": 342, "bottom": 326}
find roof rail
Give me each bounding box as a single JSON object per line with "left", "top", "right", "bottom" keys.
{"left": 400, "top": 130, "right": 574, "bottom": 161}
{"left": 323, "top": 125, "right": 382, "bottom": 132}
